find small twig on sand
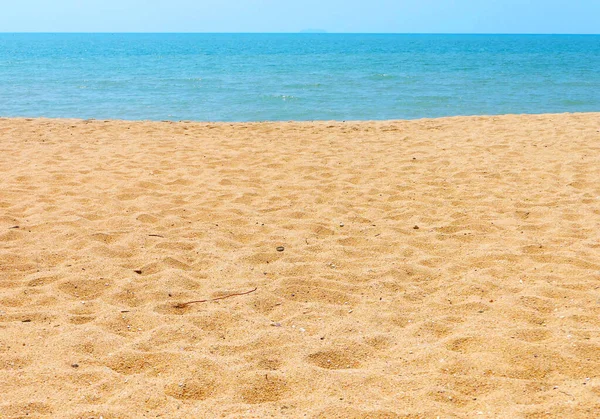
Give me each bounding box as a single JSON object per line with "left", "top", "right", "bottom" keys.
{"left": 148, "top": 234, "right": 164, "bottom": 238}
{"left": 174, "top": 287, "right": 258, "bottom": 308}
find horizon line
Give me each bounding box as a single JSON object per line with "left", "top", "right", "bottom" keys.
{"left": 1, "top": 31, "right": 599, "bottom": 36}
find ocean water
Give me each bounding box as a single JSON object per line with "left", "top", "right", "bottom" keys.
{"left": 0, "top": 33, "right": 598, "bottom": 121}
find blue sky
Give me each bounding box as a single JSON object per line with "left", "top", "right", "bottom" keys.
{"left": 1, "top": 0, "right": 599, "bottom": 33}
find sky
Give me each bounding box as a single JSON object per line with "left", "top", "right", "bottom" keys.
{"left": 0, "top": 0, "right": 599, "bottom": 34}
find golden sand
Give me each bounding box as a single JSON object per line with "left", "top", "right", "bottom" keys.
{"left": 1, "top": 113, "right": 599, "bottom": 418}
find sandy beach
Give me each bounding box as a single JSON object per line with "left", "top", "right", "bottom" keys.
{"left": 1, "top": 113, "right": 600, "bottom": 418}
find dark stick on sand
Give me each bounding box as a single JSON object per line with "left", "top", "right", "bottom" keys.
{"left": 174, "top": 287, "right": 258, "bottom": 308}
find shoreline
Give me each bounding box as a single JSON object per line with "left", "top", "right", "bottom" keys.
{"left": 1, "top": 110, "right": 598, "bottom": 125}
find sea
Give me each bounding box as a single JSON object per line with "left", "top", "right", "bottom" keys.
{"left": 0, "top": 33, "right": 598, "bottom": 121}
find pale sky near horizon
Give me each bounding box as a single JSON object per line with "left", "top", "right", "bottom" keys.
{"left": 1, "top": 0, "right": 599, "bottom": 34}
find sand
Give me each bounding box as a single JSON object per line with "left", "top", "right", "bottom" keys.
{"left": 0, "top": 113, "right": 599, "bottom": 418}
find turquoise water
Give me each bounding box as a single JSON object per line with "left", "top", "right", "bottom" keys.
{"left": 0, "top": 34, "right": 598, "bottom": 121}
